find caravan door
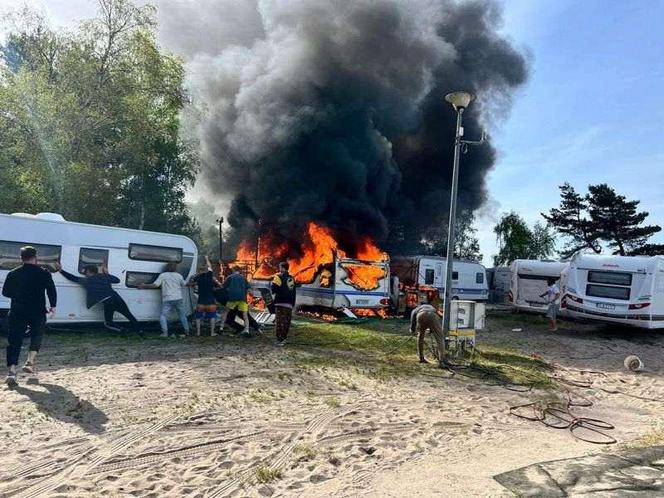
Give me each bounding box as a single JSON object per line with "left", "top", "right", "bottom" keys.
{"left": 434, "top": 262, "right": 445, "bottom": 288}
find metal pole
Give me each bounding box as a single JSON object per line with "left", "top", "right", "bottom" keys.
{"left": 255, "top": 218, "right": 261, "bottom": 270}
{"left": 442, "top": 107, "right": 464, "bottom": 350}
{"left": 218, "top": 216, "right": 224, "bottom": 263}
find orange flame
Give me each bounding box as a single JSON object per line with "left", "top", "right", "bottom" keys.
{"left": 233, "top": 222, "right": 387, "bottom": 291}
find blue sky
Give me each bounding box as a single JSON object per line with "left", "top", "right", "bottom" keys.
{"left": 2, "top": 0, "right": 663, "bottom": 265}
{"left": 479, "top": 0, "right": 664, "bottom": 264}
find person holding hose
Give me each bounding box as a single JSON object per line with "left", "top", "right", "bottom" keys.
{"left": 410, "top": 303, "right": 446, "bottom": 367}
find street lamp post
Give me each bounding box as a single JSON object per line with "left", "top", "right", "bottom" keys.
{"left": 217, "top": 216, "right": 224, "bottom": 263}
{"left": 441, "top": 92, "right": 484, "bottom": 365}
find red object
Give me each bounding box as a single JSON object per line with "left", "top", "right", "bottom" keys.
{"left": 567, "top": 294, "right": 583, "bottom": 304}
{"left": 629, "top": 302, "right": 650, "bottom": 310}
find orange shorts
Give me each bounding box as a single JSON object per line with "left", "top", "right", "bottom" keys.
{"left": 196, "top": 304, "right": 217, "bottom": 312}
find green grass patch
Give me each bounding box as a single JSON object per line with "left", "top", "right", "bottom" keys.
{"left": 471, "top": 345, "right": 554, "bottom": 388}
{"left": 293, "top": 443, "right": 319, "bottom": 460}
{"left": 255, "top": 465, "right": 283, "bottom": 484}
{"left": 288, "top": 317, "right": 555, "bottom": 388}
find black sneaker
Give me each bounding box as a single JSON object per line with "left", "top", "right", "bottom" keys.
{"left": 6, "top": 374, "right": 18, "bottom": 388}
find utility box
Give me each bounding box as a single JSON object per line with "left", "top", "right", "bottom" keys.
{"left": 450, "top": 300, "right": 485, "bottom": 331}
{"left": 446, "top": 300, "right": 485, "bottom": 362}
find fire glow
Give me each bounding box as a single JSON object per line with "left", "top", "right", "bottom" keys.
{"left": 234, "top": 222, "right": 386, "bottom": 290}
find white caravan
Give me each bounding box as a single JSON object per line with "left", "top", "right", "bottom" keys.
{"left": 0, "top": 212, "right": 198, "bottom": 325}
{"left": 508, "top": 260, "right": 568, "bottom": 313}
{"left": 560, "top": 253, "right": 664, "bottom": 329}
{"left": 390, "top": 256, "right": 489, "bottom": 302}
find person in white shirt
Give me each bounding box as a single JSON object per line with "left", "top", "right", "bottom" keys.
{"left": 141, "top": 262, "right": 190, "bottom": 337}
{"left": 540, "top": 277, "right": 561, "bottom": 332}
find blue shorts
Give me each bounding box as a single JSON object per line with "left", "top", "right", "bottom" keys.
{"left": 195, "top": 304, "right": 217, "bottom": 319}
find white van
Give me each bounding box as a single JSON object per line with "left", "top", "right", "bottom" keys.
{"left": 390, "top": 256, "right": 488, "bottom": 302}
{"left": 0, "top": 212, "right": 198, "bottom": 325}
{"left": 508, "top": 259, "right": 568, "bottom": 313}
{"left": 561, "top": 253, "right": 664, "bottom": 329}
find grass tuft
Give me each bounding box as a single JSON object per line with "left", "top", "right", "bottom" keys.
{"left": 255, "top": 465, "right": 282, "bottom": 484}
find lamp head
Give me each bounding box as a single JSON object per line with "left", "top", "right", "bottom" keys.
{"left": 445, "top": 91, "right": 475, "bottom": 111}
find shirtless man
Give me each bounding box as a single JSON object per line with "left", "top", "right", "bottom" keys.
{"left": 409, "top": 303, "right": 446, "bottom": 367}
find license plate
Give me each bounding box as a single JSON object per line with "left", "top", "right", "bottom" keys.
{"left": 596, "top": 303, "right": 615, "bottom": 310}
{"left": 356, "top": 299, "right": 369, "bottom": 305}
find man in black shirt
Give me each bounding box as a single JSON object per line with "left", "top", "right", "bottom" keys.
{"left": 2, "top": 246, "right": 57, "bottom": 387}
{"left": 271, "top": 262, "right": 297, "bottom": 346}
{"left": 55, "top": 262, "right": 140, "bottom": 334}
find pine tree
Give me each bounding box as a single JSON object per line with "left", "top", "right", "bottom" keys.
{"left": 542, "top": 183, "right": 600, "bottom": 258}
{"left": 586, "top": 184, "right": 662, "bottom": 255}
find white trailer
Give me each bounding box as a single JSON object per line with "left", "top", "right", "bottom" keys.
{"left": 390, "top": 256, "right": 488, "bottom": 302}
{"left": 560, "top": 253, "right": 664, "bottom": 329}
{"left": 508, "top": 259, "right": 568, "bottom": 313}
{"left": 0, "top": 212, "right": 198, "bottom": 325}
{"left": 251, "top": 252, "right": 391, "bottom": 311}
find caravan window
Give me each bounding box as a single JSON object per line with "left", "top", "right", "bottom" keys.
{"left": 128, "top": 244, "right": 182, "bottom": 263}
{"left": 424, "top": 269, "right": 435, "bottom": 285}
{"left": 126, "top": 271, "right": 159, "bottom": 288}
{"left": 176, "top": 254, "right": 194, "bottom": 278}
{"left": 476, "top": 272, "right": 484, "bottom": 284}
{"left": 588, "top": 270, "right": 632, "bottom": 286}
{"left": 452, "top": 271, "right": 459, "bottom": 280}
{"left": 586, "top": 284, "right": 630, "bottom": 300}
{"left": 0, "top": 241, "right": 61, "bottom": 272}
{"left": 78, "top": 248, "right": 109, "bottom": 274}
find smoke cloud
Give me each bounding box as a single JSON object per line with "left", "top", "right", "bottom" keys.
{"left": 161, "top": 0, "right": 528, "bottom": 254}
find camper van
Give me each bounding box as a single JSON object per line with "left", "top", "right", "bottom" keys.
{"left": 0, "top": 212, "right": 198, "bottom": 325}
{"left": 250, "top": 251, "right": 391, "bottom": 312}
{"left": 390, "top": 256, "right": 489, "bottom": 304}
{"left": 508, "top": 259, "right": 568, "bottom": 313}
{"left": 560, "top": 253, "right": 664, "bottom": 329}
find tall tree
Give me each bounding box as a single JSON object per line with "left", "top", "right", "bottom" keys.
{"left": 543, "top": 183, "right": 664, "bottom": 257}
{"left": 493, "top": 212, "right": 555, "bottom": 266}
{"left": 0, "top": 0, "right": 199, "bottom": 236}
{"left": 542, "top": 182, "right": 600, "bottom": 258}
{"left": 587, "top": 184, "right": 663, "bottom": 256}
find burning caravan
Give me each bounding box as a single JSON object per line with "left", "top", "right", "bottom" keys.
{"left": 390, "top": 256, "right": 489, "bottom": 309}
{"left": 254, "top": 252, "right": 391, "bottom": 312}
{"left": 561, "top": 253, "right": 664, "bottom": 329}
{"left": 235, "top": 222, "right": 391, "bottom": 315}
{"left": 508, "top": 259, "right": 568, "bottom": 313}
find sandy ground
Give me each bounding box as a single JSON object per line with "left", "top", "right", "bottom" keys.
{"left": 1, "top": 313, "right": 664, "bottom": 497}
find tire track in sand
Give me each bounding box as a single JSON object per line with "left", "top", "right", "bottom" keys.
{"left": 13, "top": 413, "right": 180, "bottom": 498}
{"left": 207, "top": 406, "right": 361, "bottom": 498}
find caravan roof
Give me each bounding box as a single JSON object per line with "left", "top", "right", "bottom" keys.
{"left": 1, "top": 212, "right": 196, "bottom": 249}
{"left": 510, "top": 259, "right": 567, "bottom": 277}
{"left": 570, "top": 253, "right": 664, "bottom": 273}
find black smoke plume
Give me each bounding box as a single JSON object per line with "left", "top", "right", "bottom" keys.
{"left": 161, "top": 0, "right": 528, "bottom": 256}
